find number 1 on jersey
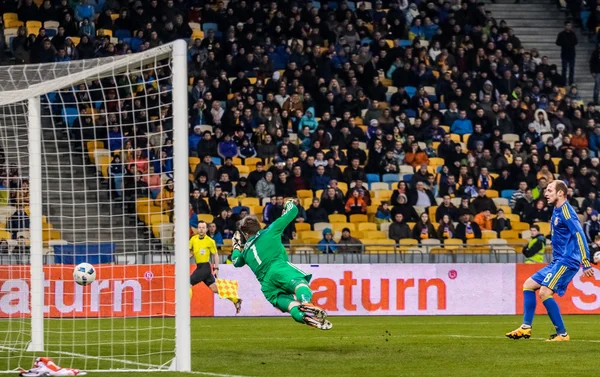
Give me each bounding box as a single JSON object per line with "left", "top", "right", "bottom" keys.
{"left": 251, "top": 245, "right": 262, "bottom": 265}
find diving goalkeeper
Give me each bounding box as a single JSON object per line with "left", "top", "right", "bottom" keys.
{"left": 231, "top": 199, "right": 332, "bottom": 330}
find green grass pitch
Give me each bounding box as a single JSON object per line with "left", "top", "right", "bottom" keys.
{"left": 1, "top": 316, "right": 598, "bottom": 377}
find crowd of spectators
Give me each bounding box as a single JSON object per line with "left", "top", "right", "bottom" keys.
{"left": 4, "top": 0, "right": 600, "bottom": 253}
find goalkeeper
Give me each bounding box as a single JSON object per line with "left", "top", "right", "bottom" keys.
{"left": 232, "top": 199, "right": 332, "bottom": 330}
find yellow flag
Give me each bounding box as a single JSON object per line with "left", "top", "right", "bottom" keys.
{"left": 216, "top": 279, "right": 239, "bottom": 300}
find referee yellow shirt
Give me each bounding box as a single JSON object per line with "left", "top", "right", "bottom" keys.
{"left": 189, "top": 235, "right": 217, "bottom": 264}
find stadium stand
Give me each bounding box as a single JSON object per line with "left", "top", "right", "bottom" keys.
{"left": 2, "top": 0, "right": 600, "bottom": 259}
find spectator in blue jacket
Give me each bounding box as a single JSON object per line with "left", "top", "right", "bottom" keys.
{"left": 317, "top": 228, "right": 338, "bottom": 253}
{"left": 108, "top": 126, "right": 124, "bottom": 151}
{"left": 218, "top": 134, "right": 239, "bottom": 160}
{"left": 590, "top": 126, "right": 600, "bottom": 157}
{"left": 188, "top": 125, "right": 203, "bottom": 153}
{"left": 311, "top": 165, "right": 331, "bottom": 191}
{"left": 451, "top": 110, "right": 473, "bottom": 136}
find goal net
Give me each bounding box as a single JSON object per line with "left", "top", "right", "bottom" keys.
{"left": 0, "top": 40, "right": 190, "bottom": 372}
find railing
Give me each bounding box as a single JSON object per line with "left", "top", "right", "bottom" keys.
{"left": 0, "top": 242, "right": 549, "bottom": 265}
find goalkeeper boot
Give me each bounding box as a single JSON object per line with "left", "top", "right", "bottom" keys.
{"left": 505, "top": 326, "right": 532, "bottom": 340}
{"left": 300, "top": 303, "right": 328, "bottom": 323}
{"left": 303, "top": 315, "right": 333, "bottom": 330}
{"left": 234, "top": 299, "right": 243, "bottom": 315}
{"left": 547, "top": 333, "right": 570, "bottom": 342}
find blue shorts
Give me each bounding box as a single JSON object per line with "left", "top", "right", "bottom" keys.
{"left": 531, "top": 262, "right": 579, "bottom": 297}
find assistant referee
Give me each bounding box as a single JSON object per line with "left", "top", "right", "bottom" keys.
{"left": 189, "top": 221, "right": 219, "bottom": 292}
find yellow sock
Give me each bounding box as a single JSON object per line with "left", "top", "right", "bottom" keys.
{"left": 227, "top": 297, "right": 238, "bottom": 304}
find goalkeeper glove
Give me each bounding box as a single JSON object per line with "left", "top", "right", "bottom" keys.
{"left": 282, "top": 199, "right": 295, "bottom": 215}
{"left": 232, "top": 231, "right": 244, "bottom": 251}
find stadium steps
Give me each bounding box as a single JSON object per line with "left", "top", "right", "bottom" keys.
{"left": 39, "top": 116, "right": 150, "bottom": 254}
{"left": 488, "top": 0, "right": 596, "bottom": 100}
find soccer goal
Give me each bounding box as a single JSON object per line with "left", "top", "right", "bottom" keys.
{"left": 0, "top": 40, "right": 190, "bottom": 372}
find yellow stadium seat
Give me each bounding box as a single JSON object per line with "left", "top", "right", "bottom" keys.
{"left": 337, "top": 182, "right": 348, "bottom": 194}
{"left": 227, "top": 198, "right": 239, "bottom": 208}
{"left": 0, "top": 230, "right": 11, "bottom": 240}
{"left": 245, "top": 157, "right": 262, "bottom": 166}
{"left": 485, "top": 190, "right": 499, "bottom": 198}
{"left": 300, "top": 230, "right": 322, "bottom": 240}
{"left": 331, "top": 223, "right": 355, "bottom": 232}
{"left": 498, "top": 205, "right": 512, "bottom": 214}
{"left": 429, "top": 157, "right": 444, "bottom": 166}
{"left": 442, "top": 239, "right": 463, "bottom": 250}
{"left": 97, "top": 155, "right": 110, "bottom": 178}
{"left": 297, "top": 189, "right": 313, "bottom": 199}
{"left": 398, "top": 239, "right": 419, "bottom": 252}
{"left": 5, "top": 20, "right": 24, "bottom": 28}
{"left": 481, "top": 230, "right": 497, "bottom": 239}
{"left": 26, "top": 20, "right": 42, "bottom": 29}
{"left": 237, "top": 165, "right": 250, "bottom": 175}
{"left": 97, "top": 29, "right": 113, "bottom": 38}
{"left": 500, "top": 230, "right": 520, "bottom": 239}
{"left": 87, "top": 140, "right": 104, "bottom": 163}
{"left": 315, "top": 190, "right": 323, "bottom": 198}
{"left": 3, "top": 13, "right": 18, "bottom": 22}
{"left": 511, "top": 222, "right": 530, "bottom": 231}
{"left": 428, "top": 206, "right": 437, "bottom": 219}
{"left": 150, "top": 214, "right": 170, "bottom": 225}
{"left": 350, "top": 214, "right": 368, "bottom": 223}
{"left": 189, "top": 157, "right": 200, "bottom": 167}
{"left": 295, "top": 223, "right": 311, "bottom": 233}
{"left": 197, "top": 214, "right": 214, "bottom": 223}
{"left": 366, "top": 230, "right": 387, "bottom": 239}
{"left": 28, "top": 26, "right": 40, "bottom": 36}
{"left": 358, "top": 222, "right": 378, "bottom": 232}
{"left": 374, "top": 190, "right": 393, "bottom": 200}
{"left": 241, "top": 198, "right": 260, "bottom": 207}
{"left": 70, "top": 36, "right": 80, "bottom": 46}
{"left": 302, "top": 198, "right": 312, "bottom": 208}
{"left": 505, "top": 238, "right": 527, "bottom": 246}
{"left": 328, "top": 214, "right": 347, "bottom": 223}
{"left": 537, "top": 222, "right": 551, "bottom": 235}
{"left": 466, "top": 239, "right": 490, "bottom": 253}
{"left": 450, "top": 134, "right": 461, "bottom": 143}
{"left": 505, "top": 214, "right": 520, "bottom": 223}
{"left": 373, "top": 239, "right": 396, "bottom": 253}
{"left": 191, "top": 29, "right": 204, "bottom": 39}
{"left": 232, "top": 157, "right": 243, "bottom": 165}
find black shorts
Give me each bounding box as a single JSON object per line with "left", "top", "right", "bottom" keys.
{"left": 190, "top": 263, "right": 215, "bottom": 287}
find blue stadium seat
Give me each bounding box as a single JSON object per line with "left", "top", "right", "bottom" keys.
{"left": 62, "top": 108, "right": 79, "bottom": 128}
{"left": 211, "top": 157, "right": 222, "bottom": 165}
{"left": 347, "top": 2, "right": 356, "bottom": 10}
{"left": 202, "top": 22, "right": 218, "bottom": 32}
{"left": 75, "top": 5, "right": 94, "bottom": 21}
{"left": 366, "top": 173, "right": 380, "bottom": 183}
{"left": 130, "top": 37, "right": 143, "bottom": 52}
{"left": 43, "top": 92, "right": 57, "bottom": 104}
{"left": 94, "top": 0, "right": 106, "bottom": 12}
{"left": 581, "top": 10, "right": 591, "bottom": 31}
{"left": 95, "top": 101, "right": 103, "bottom": 109}
{"left": 405, "top": 109, "right": 417, "bottom": 118}
{"left": 382, "top": 174, "right": 400, "bottom": 183}
{"left": 399, "top": 40, "right": 412, "bottom": 47}
{"left": 327, "top": 1, "right": 339, "bottom": 9}
{"left": 45, "top": 28, "right": 57, "bottom": 37}
{"left": 115, "top": 29, "right": 131, "bottom": 39}
{"left": 403, "top": 174, "right": 413, "bottom": 182}
{"left": 405, "top": 86, "right": 417, "bottom": 98}
{"left": 312, "top": 1, "right": 321, "bottom": 9}
{"left": 501, "top": 190, "right": 515, "bottom": 200}
{"left": 121, "top": 37, "right": 132, "bottom": 46}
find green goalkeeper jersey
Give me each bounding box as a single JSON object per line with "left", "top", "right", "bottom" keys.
{"left": 231, "top": 202, "right": 298, "bottom": 281}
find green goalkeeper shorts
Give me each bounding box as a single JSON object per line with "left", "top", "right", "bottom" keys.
{"left": 260, "top": 261, "right": 312, "bottom": 307}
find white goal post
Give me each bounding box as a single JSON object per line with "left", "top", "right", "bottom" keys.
{"left": 0, "top": 40, "right": 190, "bottom": 372}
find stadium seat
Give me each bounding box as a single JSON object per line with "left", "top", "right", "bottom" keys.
{"left": 26, "top": 20, "right": 42, "bottom": 29}
{"left": 150, "top": 214, "right": 170, "bottom": 225}
{"left": 245, "top": 157, "right": 262, "bottom": 166}
{"left": 442, "top": 239, "right": 463, "bottom": 250}
{"left": 398, "top": 239, "right": 418, "bottom": 252}
{"left": 382, "top": 174, "right": 400, "bottom": 183}
{"left": 501, "top": 190, "right": 516, "bottom": 200}
{"left": 115, "top": 29, "right": 131, "bottom": 39}
{"left": 511, "top": 222, "right": 530, "bottom": 232}
{"left": 297, "top": 189, "right": 312, "bottom": 199}
{"left": 485, "top": 190, "right": 499, "bottom": 198}
{"left": 493, "top": 198, "right": 509, "bottom": 206}
{"left": 62, "top": 107, "right": 79, "bottom": 127}
{"left": 87, "top": 141, "right": 104, "bottom": 163}
{"left": 197, "top": 214, "right": 213, "bottom": 223}
{"left": 328, "top": 214, "right": 346, "bottom": 223}
{"left": 379, "top": 222, "right": 391, "bottom": 232}
{"left": 366, "top": 230, "right": 387, "bottom": 239}
{"left": 466, "top": 239, "right": 490, "bottom": 253}
{"left": 537, "top": 222, "right": 551, "bottom": 235}
{"left": 369, "top": 182, "right": 390, "bottom": 190}
{"left": 227, "top": 198, "right": 239, "bottom": 208}
{"left": 366, "top": 173, "right": 380, "bottom": 183}
{"left": 202, "top": 22, "right": 218, "bottom": 32}
{"left": 240, "top": 198, "right": 259, "bottom": 207}
{"left": 237, "top": 165, "right": 250, "bottom": 176}
{"left": 97, "top": 29, "right": 113, "bottom": 38}
{"left": 3, "top": 13, "right": 18, "bottom": 22}
{"left": 313, "top": 222, "right": 332, "bottom": 232}
{"left": 358, "top": 222, "right": 377, "bottom": 232}
{"left": 429, "top": 157, "right": 444, "bottom": 166}
{"left": 374, "top": 190, "right": 392, "bottom": 200}
{"left": 370, "top": 239, "right": 396, "bottom": 253}
{"left": 421, "top": 238, "right": 441, "bottom": 251}
{"left": 331, "top": 223, "right": 354, "bottom": 232}
{"left": 5, "top": 20, "right": 23, "bottom": 28}
{"left": 300, "top": 230, "right": 322, "bottom": 240}
{"left": 44, "top": 20, "right": 59, "bottom": 29}
{"left": 295, "top": 223, "right": 311, "bottom": 232}
{"left": 349, "top": 214, "right": 368, "bottom": 223}
{"left": 500, "top": 230, "right": 520, "bottom": 239}
{"left": 481, "top": 230, "right": 497, "bottom": 239}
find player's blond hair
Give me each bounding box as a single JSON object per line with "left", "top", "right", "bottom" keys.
{"left": 554, "top": 180, "right": 568, "bottom": 197}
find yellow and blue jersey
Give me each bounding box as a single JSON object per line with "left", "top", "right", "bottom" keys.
{"left": 550, "top": 202, "right": 592, "bottom": 270}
